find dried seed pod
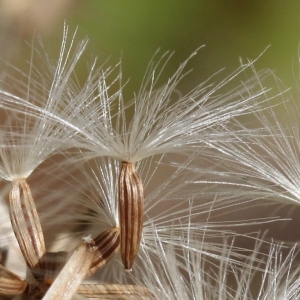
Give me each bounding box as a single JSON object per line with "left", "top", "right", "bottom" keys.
{"left": 86, "top": 227, "right": 120, "bottom": 278}
{"left": 9, "top": 179, "right": 45, "bottom": 270}
{"left": 77, "top": 284, "right": 155, "bottom": 299}
{"left": 118, "top": 162, "right": 144, "bottom": 271}
{"left": 43, "top": 240, "right": 96, "bottom": 300}
{"left": 0, "top": 264, "right": 27, "bottom": 295}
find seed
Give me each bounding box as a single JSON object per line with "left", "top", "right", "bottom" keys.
{"left": 0, "top": 264, "right": 27, "bottom": 295}
{"left": 86, "top": 227, "right": 120, "bottom": 278}
{"left": 9, "top": 179, "right": 45, "bottom": 270}
{"left": 118, "top": 162, "right": 144, "bottom": 270}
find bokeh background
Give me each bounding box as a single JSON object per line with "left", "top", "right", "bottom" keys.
{"left": 1, "top": 0, "right": 300, "bottom": 96}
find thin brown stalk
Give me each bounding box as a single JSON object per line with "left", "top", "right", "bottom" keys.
{"left": 118, "top": 162, "right": 144, "bottom": 271}
{"left": 77, "top": 284, "right": 156, "bottom": 299}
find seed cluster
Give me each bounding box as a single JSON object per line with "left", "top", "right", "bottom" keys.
{"left": 0, "top": 177, "right": 154, "bottom": 299}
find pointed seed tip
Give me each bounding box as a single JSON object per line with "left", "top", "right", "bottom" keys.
{"left": 125, "top": 268, "right": 132, "bottom": 272}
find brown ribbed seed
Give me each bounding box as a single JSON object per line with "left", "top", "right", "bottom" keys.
{"left": 118, "top": 162, "right": 144, "bottom": 271}
{"left": 85, "top": 227, "right": 120, "bottom": 278}
{"left": 77, "top": 284, "right": 156, "bottom": 299}
{"left": 9, "top": 179, "right": 46, "bottom": 270}
{"left": 0, "top": 264, "right": 27, "bottom": 295}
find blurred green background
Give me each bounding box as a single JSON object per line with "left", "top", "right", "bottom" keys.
{"left": 1, "top": 0, "right": 300, "bottom": 98}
